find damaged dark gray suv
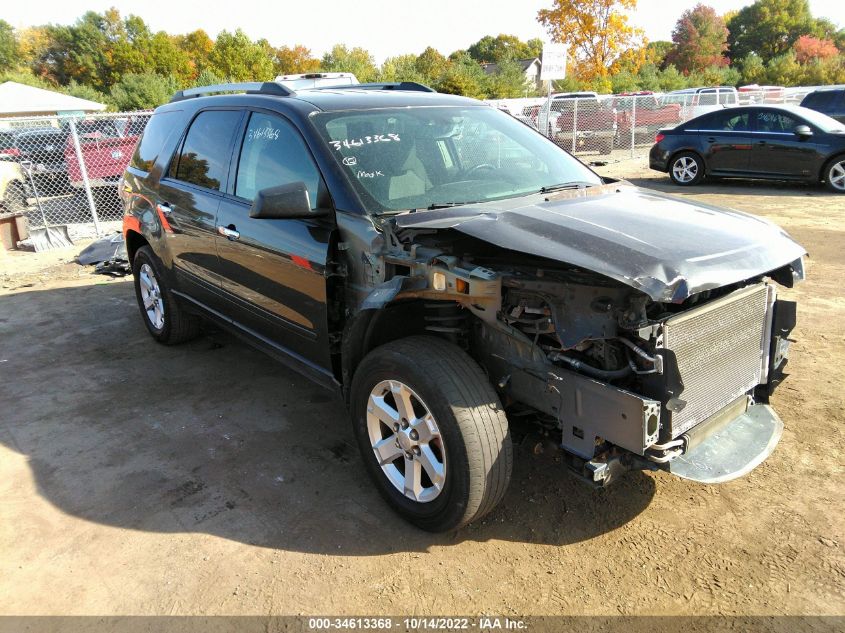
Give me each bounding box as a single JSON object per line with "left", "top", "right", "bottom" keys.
{"left": 121, "top": 81, "right": 806, "bottom": 531}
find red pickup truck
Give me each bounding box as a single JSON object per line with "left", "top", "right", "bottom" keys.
{"left": 613, "top": 92, "right": 683, "bottom": 148}
{"left": 65, "top": 117, "right": 147, "bottom": 189}
{"left": 541, "top": 93, "right": 617, "bottom": 155}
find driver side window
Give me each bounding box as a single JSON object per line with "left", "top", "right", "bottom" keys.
{"left": 234, "top": 112, "right": 321, "bottom": 209}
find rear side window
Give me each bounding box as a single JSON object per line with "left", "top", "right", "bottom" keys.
{"left": 704, "top": 111, "right": 750, "bottom": 131}
{"left": 171, "top": 110, "right": 242, "bottom": 191}
{"left": 131, "top": 111, "right": 179, "bottom": 173}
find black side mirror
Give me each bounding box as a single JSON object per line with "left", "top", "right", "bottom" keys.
{"left": 249, "top": 181, "right": 326, "bottom": 219}
{"left": 794, "top": 125, "right": 813, "bottom": 137}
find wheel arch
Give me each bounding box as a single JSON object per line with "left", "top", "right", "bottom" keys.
{"left": 340, "top": 299, "right": 468, "bottom": 401}
{"left": 668, "top": 148, "right": 706, "bottom": 173}
{"left": 124, "top": 229, "right": 150, "bottom": 264}
{"left": 820, "top": 152, "right": 845, "bottom": 184}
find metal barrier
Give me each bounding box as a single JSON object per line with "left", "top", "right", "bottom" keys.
{"left": 0, "top": 111, "right": 151, "bottom": 240}
{"left": 489, "top": 86, "right": 835, "bottom": 162}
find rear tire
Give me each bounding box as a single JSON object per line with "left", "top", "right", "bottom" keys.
{"left": 669, "top": 151, "right": 705, "bottom": 186}
{"left": 823, "top": 156, "right": 845, "bottom": 193}
{"left": 132, "top": 246, "right": 200, "bottom": 344}
{"left": 350, "top": 336, "right": 512, "bottom": 532}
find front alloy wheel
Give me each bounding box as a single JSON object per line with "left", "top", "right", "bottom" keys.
{"left": 351, "top": 336, "right": 512, "bottom": 532}
{"left": 367, "top": 380, "right": 446, "bottom": 503}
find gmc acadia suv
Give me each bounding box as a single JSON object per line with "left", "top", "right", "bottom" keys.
{"left": 122, "top": 81, "right": 806, "bottom": 531}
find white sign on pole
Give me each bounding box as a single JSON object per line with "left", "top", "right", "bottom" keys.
{"left": 540, "top": 43, "right": 568, "bottom": 81}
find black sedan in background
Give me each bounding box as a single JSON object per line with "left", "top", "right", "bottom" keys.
{"left": 649, "top": 105, "right": 845, "bottom": 192}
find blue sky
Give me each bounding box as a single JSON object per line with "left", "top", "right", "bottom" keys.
{"left": 3, "top": 0, "right": 843, "bottom": 63}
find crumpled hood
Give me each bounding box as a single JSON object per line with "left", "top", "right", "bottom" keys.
{"left": 395, "top": 183, "right": 806, "bottom": 302}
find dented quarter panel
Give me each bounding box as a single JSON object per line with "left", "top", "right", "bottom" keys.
{"left": 394, "top": 183, "right": 807, "bottom": 303}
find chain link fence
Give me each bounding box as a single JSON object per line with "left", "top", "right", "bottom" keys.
{"left": 0, "top": 111, "right": 151, "bottom": 244}
{"left": 488, "top": 85, "right": 840, "bottom": 163}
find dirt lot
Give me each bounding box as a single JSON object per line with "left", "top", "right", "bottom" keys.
{"left": 1, "top": 159, "right": 843, "bottom": 620}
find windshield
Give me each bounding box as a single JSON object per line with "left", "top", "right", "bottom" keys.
{"left": 311, "top": 105, "right": 602, "bottom": 213}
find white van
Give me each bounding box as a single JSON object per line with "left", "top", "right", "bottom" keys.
{"left": 274, "top": 73, "right": 359, "bottom": 90}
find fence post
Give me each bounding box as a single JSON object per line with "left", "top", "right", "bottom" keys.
{"left": 68, "top": 118, "right": 102, "bottom": 237}
{"left": 630, "top": 96, "right": 637, "bottom": 159}
{"left": 571, "top": 98, "right": 578, "bottom": 153}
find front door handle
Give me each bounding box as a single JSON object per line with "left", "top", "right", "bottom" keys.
{"left": 217, "top": 225, "right": 240, "bottom": 240}
{"left": 157, "top": 202, "right": 173, "bottom": 217}
{"left": 707, "top": 137, "right": 716, "bottom": 142}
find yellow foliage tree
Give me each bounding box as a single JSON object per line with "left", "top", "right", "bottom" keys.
{"left": 537, "top": 0, "right": 645, "bottom": 82}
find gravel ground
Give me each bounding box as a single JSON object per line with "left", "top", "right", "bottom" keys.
{"left": 0, "top": 157, "right": 842, "bottom": 621}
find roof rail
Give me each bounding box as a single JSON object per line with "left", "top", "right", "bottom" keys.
{"left": 170, "top": 82, "right": 295, "bottom": 103}
{"left": 305, "top": 81, "right": 436, "bottom": 93}
{"left": 353, "top": 82, "right": 436, "bottom": 93}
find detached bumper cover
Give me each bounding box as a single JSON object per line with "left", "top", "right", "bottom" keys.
{"left": 668, "top": 404, "right": 783, "bottom": 484}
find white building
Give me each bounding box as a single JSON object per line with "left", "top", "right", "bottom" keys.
{"left": 0, "top": 82, "right": 107, "bottom": 128}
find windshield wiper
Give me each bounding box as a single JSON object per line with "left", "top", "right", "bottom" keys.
{"left": 539, "top": 181, "right": 596, "bottom": 193}
{"left": 424, "top": 201, "right": 484, "bottom": 210}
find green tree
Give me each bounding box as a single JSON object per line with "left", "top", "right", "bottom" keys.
{"left": 435, "top": 53, "right": 487, "bottom": 99}
{"left": 484, "top": 58, "right": 531, "bottom": 98}
{"left": 467, "top": 34, "right": 543, "bottom": 63}
{"left": 321, "top": 44, "right": 377, "bottom": 82}
{"left": 109, "top": 71, "right": 180, "bottom": 110}
{"left": 656, "top": 64, "right": 689, "bottom": 91}
{"left": 208, "top": 29, "right": 274, "bottom": 81}
{"left": 764, "top": 51, "right": 803, "bottom": 85}
{"left": 728, "top": 0, "right": 817, "bottom": 62}
{"left": 739, "top": 53, "right": 767, "bottom": 84}
{"left": 667, "top": 4, "right": 729, "bottom": 73}
{"left": 415, "top": 47, "right": 448, "bottom": 84}
{"left": 0, "top": 20, "right": 20, "bottom": 70}
{"left": 645, "top": 41, "right": 673, "bottom": 68}
{"left": 378, "top": 54, "right": 426, "bottom": 83}
{"left": 64, "top": 79, "right": 108, "bottom": 104}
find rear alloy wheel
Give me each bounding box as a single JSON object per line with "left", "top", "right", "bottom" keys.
{"left": 132, "top": 246, "right": 200, "bottom": 344}
{"left": 351, "top": 336, "right": 512, "bottom": 532}
{"left": 825, "top": 157, "right": 845, "bottom": 193}
{"left": 669, "top": 152, "right": 705, "bottom": 186}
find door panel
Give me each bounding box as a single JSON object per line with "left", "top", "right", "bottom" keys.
{"left": 216, "top": 199, "right": 334, "bottom": 369}
{"left": 698, "top": 110, "right": 753, "bottom": 173}
{"left": 752, "top": 110, "right": 819, "bottom": 178}
{"left": 157, "top": 179, "right": 222, "bottom": 306}
{"left": 214, "top": 110, "right": 335, "bottom": 372}
{"left": 159, "top": 108, "right": 244, "bottom": 306}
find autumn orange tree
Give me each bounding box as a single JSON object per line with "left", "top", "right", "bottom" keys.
{"left": 537, "top": 0, "right": 645, "bottom": 83}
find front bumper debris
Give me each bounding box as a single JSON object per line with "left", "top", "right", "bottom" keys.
{"left": 667, "top": 403, "right": 784, "bottom": 484}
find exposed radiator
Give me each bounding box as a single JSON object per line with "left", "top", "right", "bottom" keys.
{"left": 661, "top": 284, "right": 770, "bottom": 438}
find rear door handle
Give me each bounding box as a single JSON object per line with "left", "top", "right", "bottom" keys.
{"left": 217, "top": 225, "right": 240, "bottom": 240}
{"left": 707, "top": 137, "right": 716, "bottom": 142}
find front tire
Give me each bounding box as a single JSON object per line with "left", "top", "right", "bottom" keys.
{"left": 350, "top": 336, "right": 512, "bottom": 532}
{"left": 824, "top": 156, "right": 845, "bottom": 193}
{"left": 669, "top": 151, "right": 705, "bottom": 186}
{"left": 132, "top": 246, "right": 200, "bottom": 344}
